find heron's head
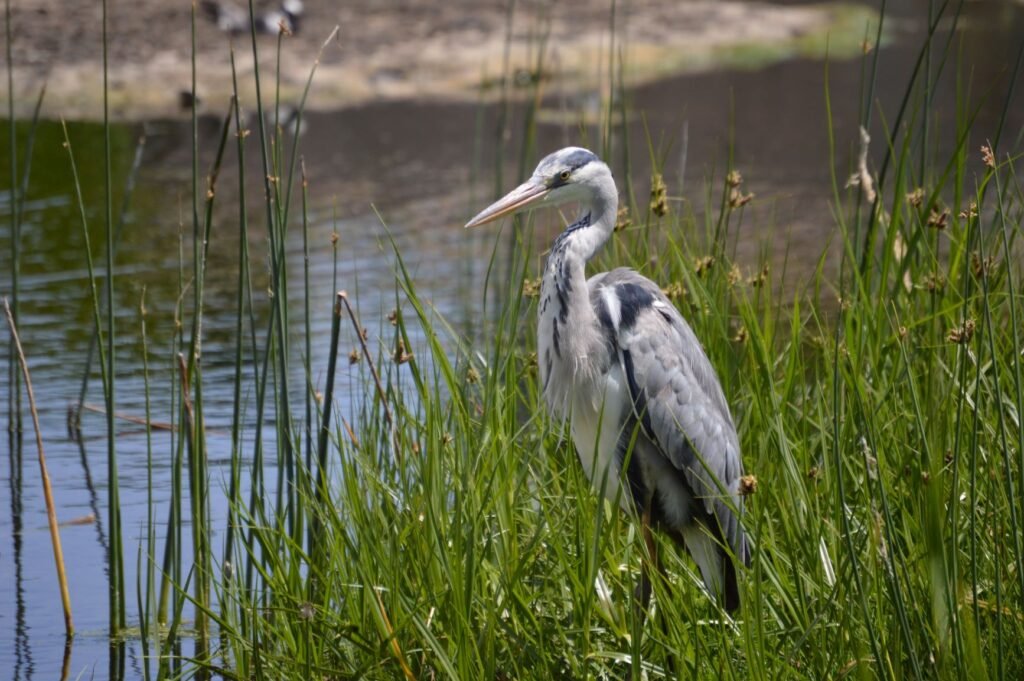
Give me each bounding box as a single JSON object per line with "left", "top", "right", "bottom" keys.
{"left": 465, "top": 147, "right": 609, "bottom": 228}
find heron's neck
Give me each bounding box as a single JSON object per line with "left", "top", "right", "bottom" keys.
{"left": 555, "top": 181, "right": 618, "bottom": 265}
{"left": 537, "top": 180, "right": 618, "bottom": 406}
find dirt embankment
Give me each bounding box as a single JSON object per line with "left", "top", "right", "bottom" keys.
{"left": 2, "top": 0, "right": 875, "bottom": 121}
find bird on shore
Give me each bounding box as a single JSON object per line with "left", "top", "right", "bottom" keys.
{"left": 465, "top": 147, "right": 749, "bottom": 612}
{"left": 201, "top": 0, "right": 304, "bottom": 36}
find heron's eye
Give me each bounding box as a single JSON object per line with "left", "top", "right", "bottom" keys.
{"left": 559, "top": 169, "right": 571, "bottom": 182}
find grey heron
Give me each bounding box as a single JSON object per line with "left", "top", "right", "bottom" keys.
{"left": 466, "top": 147, "right": 749, "bottom": 613}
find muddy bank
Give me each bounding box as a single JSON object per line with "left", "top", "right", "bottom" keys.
{"left": 2, "top": 0, "right": 877, "bottom": 121}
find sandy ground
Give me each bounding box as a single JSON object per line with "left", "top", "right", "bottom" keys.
{"left": 1, "top": 0, "right": 874, "bottom": 121}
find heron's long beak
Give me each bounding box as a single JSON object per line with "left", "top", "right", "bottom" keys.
{"left": 464, "top": 180, "right": 550, "bottom": 228}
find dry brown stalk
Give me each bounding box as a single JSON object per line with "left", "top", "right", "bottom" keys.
{"left": 375, "top": 589, "right": 416, "bottom": 681}
{"left": 4, "top": 297, "right": 74, "bottom": 637}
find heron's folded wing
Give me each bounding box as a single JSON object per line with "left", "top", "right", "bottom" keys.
{"left": 601, "top": 273, "right": 746, "bottom": 562}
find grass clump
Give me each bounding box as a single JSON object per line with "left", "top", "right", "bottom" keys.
{"left": 209, "top": 147, "right": 1024, "bottom": 680}
{"left": 204, "top": 31, "right": 1024, "bottom": 677}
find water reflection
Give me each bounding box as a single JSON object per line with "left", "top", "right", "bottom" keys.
{"left": 75, "top": 437, "right": 110, "bottom": 574}
{"left": 1, "top": 2, "right": 1023, "bottom": 678}
{"left": 7, "top": 431, "right": 33, "bottom": 680}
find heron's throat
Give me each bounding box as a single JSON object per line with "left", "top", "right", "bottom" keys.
{"left": 537, "top": 193, "right": 617, "bottom": 414}
{"left": 560, "top": 186, "right": 617, "bottom": 263}
{"left": 545, "top": 190, "right": 618, "bottom": 303}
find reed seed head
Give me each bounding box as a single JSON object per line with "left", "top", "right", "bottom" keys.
{"left": 694, "top": 255, "right": 715, "bottom": 276}
{"left": 927, "top": 207, "right": 948, "bottom": 230}
{"left": 650, "top": 173, "right": 668, "bottom": 217}
{"left": 947, "top": 318, "right": 976, "bottom": 344}
{"left": 981, "top": 144, "right": 995, "bottom": 169}
{"left": 614, "top": 206, "right": 632, "bottom": 232}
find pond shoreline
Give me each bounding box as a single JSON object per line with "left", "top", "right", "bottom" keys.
{"left": 2, "top": 0, "right": 876, "bottom": 122}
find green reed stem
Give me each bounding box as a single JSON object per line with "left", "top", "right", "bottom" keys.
{"left": 224, "top": 47, "right": 252, "bottom": 582}
{"left": 244, "top": 0, "right": 280, "bottom": 593}
{"left": 73, "top": 133, "right": 146, "bottom": 429}
{"left": 989, "top": 172, "right": 1024, "bottom": 606}
{"left": 156, "top": 390, "right": 182, "bottom": 629}
{"left": 830, "top": 316, "right": 885, "bottom": 677}
{"left": 995, "top": 175, "right": 1024, "bottom": 599}
{"left": 299, "top": 158, "right": 312, "bottom": 551}
{"left": 136, "top": 546, "right": 148, "bottom": 681}
{"left": 269, "top": 36, "right": 296, "bottom": 544}
{"left": 184, "top": 87, "right": 234, "bottom": 680}
{"left": 312, "top": 292, "right": 344, "bottom": 569}
{"left": 5, "top": 0, "right": 19, "bottom": 432}
{"left": 99, "top": 0, "right": 125, "bottom": 636}
{"left": 247, "top": 0, "right": 296, "bottom": 545}
{"left": 60, "top": 119, "right": 118, "bottom": 625}
{"left": 139, "top": 287, "right": 154, "bottom": 681}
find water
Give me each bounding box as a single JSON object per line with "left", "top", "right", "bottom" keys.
{"left": 2, "top": 2, "right": 1023, "bottom": 678}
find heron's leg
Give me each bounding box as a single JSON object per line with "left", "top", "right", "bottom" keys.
{"left": 634, "top": 506, "right": 680, "bottom": 677}
{"left": 634, "top": 505, "right": 657, "bottom": 617}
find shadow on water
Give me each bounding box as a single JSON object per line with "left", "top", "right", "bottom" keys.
{"left": 1, "top": 1, "right": 1023, "bottom": 677}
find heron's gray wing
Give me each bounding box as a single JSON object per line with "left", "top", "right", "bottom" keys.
{"left": 593, "top": 268, "right": 747, "bottom": 563}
